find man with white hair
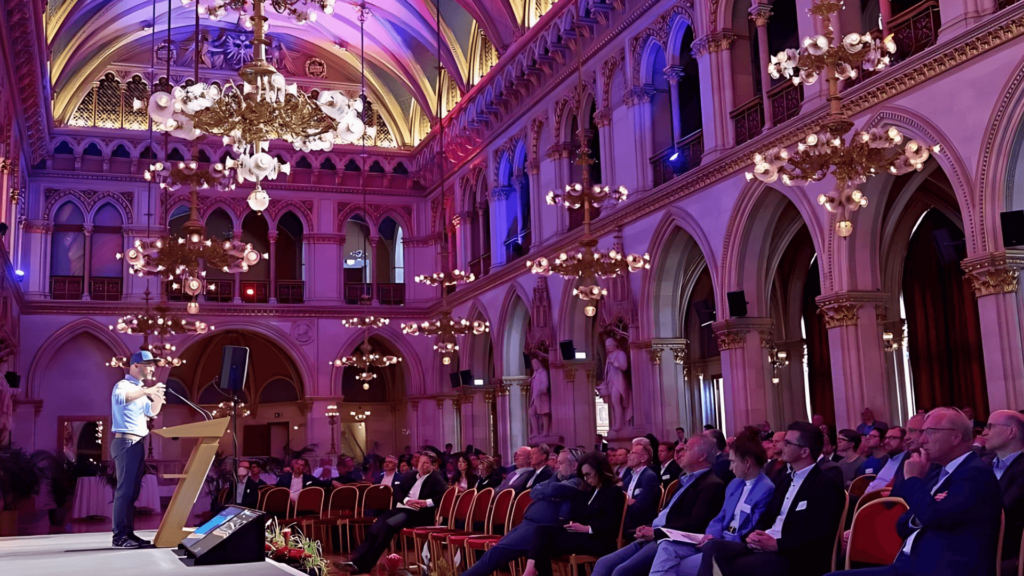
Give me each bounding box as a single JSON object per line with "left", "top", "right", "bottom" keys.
{"left": 983, "top": 410, "right": 1024, "bottom": 574}
{"left": 829, "top": 408, "right": 1003, "bottom": 576}
{"left": 497, "top": 446, "right": 533, "bottom": 493}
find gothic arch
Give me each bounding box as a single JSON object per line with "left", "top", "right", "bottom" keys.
{"left": 498, "top": 283, "right": 533, "bottom": 377}
{"left": 28, "top": 318, "right": 131, "bottom": 398}
{"left": 330, "top": 323, "right": 426, "bottom": 396}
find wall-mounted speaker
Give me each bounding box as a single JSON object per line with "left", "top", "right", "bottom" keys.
{"left": 219, "top": 346, "right": 250, "bottom": 392}
{"left": 726, "top": 291, "right": 748, "bottom": 318}
{"left": 3, "top": 372, "right": 19, "bottom": 389}
{"left": 558, "top": 340, "right": 575, "bottom": 361}
{"left": 1001, "top": 210, "right": 1024, "bottom": 247}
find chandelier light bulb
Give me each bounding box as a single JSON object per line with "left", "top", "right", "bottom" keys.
{"left": 584, "top": 305, "right": 597, "bottom": 317}
{"left": 836, "top": 220, "right": 854, "bottom": 237}
{"left": 187, "top": 301, "right": 199, "bottom": 314}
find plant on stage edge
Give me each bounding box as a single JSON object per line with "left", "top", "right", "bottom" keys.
{"left": 265, "top": 517, "right": 329, "bottom": 576}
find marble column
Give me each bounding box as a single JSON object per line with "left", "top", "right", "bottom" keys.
{"left": 816, "top": 292, "right": 891, "bottom": 429}
{"left": 495, "top": 382, "right": 512, "bottom": 459}
{"left": 712, "top": 317, "right": 776, "bottom": 434}
{"left": 663, "top": 66, "right": 686, "bottom": 145}
{"left": 505, "top": 376, "right": 529, "bottom": 450}
{"left": 268, "top": 231, "right": 278, "bottom": 304}
{"left": 649, "top": 339, "right": 692, "bottom": 438}
{"left": 690, "top": 33, "right": 735, "bottom": 161}
{"left": 748, "top": 2, "right": 774, "bottom": 130}
{"left": 962, "top": 251, "right": 1024, "bottom": 411}
{"left": 624, "top": 87, "right": 656, "bottom": 190}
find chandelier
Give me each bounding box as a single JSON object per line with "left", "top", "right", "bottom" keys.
{"left": 141, "top": 0, "right": 368, "bottom": 211}
{"left": 746, "top": 0, "right": 940, "bottom": 237}
{"left": 212, "top": 398, "right": 251, "bottom": 418}
{"left": 402, "top": 310, "right": 489, "bottom": 365}
{"left": 330, "top": 316, "right": 402, "bottom": 389}
{"left": 526, "top": 11, "right": 648, "bottom": 317}
{"left": 766, "top": 340, "right": 789, "bottom": 385}
{"left": 106, "top": 342, "right": 188, "bottom": 369}
{"left": 351, "top": 407, "right": 370, "bottom": 421}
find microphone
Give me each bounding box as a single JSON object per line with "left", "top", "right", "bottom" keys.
{"left": 165, "top": 385, "right": 214, "bottom": 421}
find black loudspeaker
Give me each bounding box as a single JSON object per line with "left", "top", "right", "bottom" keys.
{"left": 726, "top": 291, "right": 748, "bottom": 318}
{"left": 559, "top": 340, "right": 575, "bottom": 361}
{"left": 693, "top": 300, "right": 716, "bottom": 325}
{"left": 177, "top": 506, "right": 265, "bottom": 566}
{"left": 219, "top": 346, "right": 250, "bottom": 392}
{"left": 3, "top": 372, "right": 19, "bottom": 389}
{"left": 449, "top": 370, "right": 472, "bottom": 388}
{"left": 1001, "top": 210, "right": 1024, "bottom": 247}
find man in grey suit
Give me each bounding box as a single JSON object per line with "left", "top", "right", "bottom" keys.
{"left": 461, "top": 449, "right": 584, "bottom": 576}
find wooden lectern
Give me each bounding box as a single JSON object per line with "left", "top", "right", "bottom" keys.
{"left": 151, "top": 418, "right": 230, "bottom": 548}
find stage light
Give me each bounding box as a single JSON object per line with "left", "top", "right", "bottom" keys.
{"left": 14, "top": 270, "right": 24, "bottom": 282}
{"left": 473, "top": 378, "right": 484, "bottom": 386}
{"left": 574, "top": 351, "right": 587, "bottom": 360}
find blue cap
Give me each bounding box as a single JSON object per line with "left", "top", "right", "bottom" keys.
{"left": 130, "top": 350, "right": 156, "bottom": 365}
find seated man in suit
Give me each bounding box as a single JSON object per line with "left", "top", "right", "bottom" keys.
{"left": 331, "top": 455, "right": 366, "bottom": 486}
{"left": 827, "top": 407, "right": 1003, "bottom": 576}
{"left": 276, "top": 458, "right": 327, "bottom": 502}
{"left": 657, "top": 443, "right": 682, "bottom": 489}
{"left": 249, "top": 461, "right": 268, "bottom": 486}
{"left": 890, "top": 414, "right": 927, "bottom": 493}
{"left": 235, "top": 461, "right": 261, "bottom": 508}
{"left": 592, "top": 436, "right": 725, "bottom": 576}
{"left": 497, "top": 446, "right": 533, "bottom": 493}
{"left": 699, "top": 422, "right": 846, "bottom": 576}
{"left": 982, "top": 410, "right": 1024, "bottom": 575}
{"left": 339, "top": 453, "right": 449, "bottom": 575}
{"left": 373, "top": 455, "right": 402, "bottom": 488}
{"left": 649, "top": 427, "right": 776, "bottom": 576}
{"left": 461, "top": 449, "right": 585, "bottom": 576}
{"left": 702, "top": 429, "right": 735, "bottom": 485}
{"left": 521, "top": 452, "right": 627, "bottom": 576}
{"left": 523, "top": 444, "right": 554, "bottom": 489}
{"left": 622, "top": 443, "right": 661, "bottom": 538}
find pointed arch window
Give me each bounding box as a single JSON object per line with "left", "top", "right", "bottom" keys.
{"left": 50, "top": 202, "right": 86, "bottom": 300}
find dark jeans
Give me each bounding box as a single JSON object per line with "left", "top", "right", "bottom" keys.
{"left": 111, "top": 436, "right": 146, "bottom": 541}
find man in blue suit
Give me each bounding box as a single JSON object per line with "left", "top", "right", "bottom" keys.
{"left": 826, "top": 407, "right": 1003, "bottom": 576}
{"left": 622, "top": 443, "right": 662, "bottom": 538}
{"left": 461, "top": 449, "right": 584, "bottom": 576}
{"left": 591, "top": 437, "right": 725, "bottom": 576}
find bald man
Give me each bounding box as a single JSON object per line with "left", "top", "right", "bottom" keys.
{"left": 831, "top": 408, "right": 1003, "bottom": 576}
{"left": 983, "top": 410, "right": 1024, "bottom": 574}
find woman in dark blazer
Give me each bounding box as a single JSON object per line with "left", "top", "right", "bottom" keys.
{"left": 475, "top": 455, "right": 503, "bottom": 490}
{"left": 520, "top": 451, "right": 626, "bottom": 576}
{"left": 450, "top": 453, "right": 479, "bottom": 494}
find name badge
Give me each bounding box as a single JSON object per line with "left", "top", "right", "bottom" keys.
{"left": 635, "top": 488, "right": 642, "bottom": 494}
{"left": 865, "top": 468, "right": 874, "bottom": 473}
{"left": 662, "top": 474, "right": 670, "bottom": 480}
{"left": 738, "top": 503, "right": 751, "bottom": 514}
{"left": 796, "top": 501, "right": 808, "bottom": 511}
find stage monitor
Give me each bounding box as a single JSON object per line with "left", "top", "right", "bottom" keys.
{"left": 179, "top": 506, "right": 265, "bottom": 565}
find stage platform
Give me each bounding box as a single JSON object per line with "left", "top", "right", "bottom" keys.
{"left": 0, "top": 530, "right": 307, "bottom": 576}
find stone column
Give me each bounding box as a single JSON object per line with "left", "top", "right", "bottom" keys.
{"left": 649, "top": 339, "right": 692, "bottom": 438}
{"left": 712, "top": 317, "right": 776, "bottom": 434}
{"left": 663, "top": 66, "right": 686, "bottom": 144}
{"left": 488, "top": 187, "right": 512, "bottom": 268}
{"left": 505, "top": 376, "right": 529, "bottom": 450}
{"left": 495, "top": 382, "right": 512, "bottom": 459}
{"left": 484, "top": 390, "right": 497, "bottom": 454}
{"left": 817, "top": 292, "right": 891, "bottom": 429}
{"left": 690, "top": 33, "right": 735, "bottom": 161}
{"left": 748, "top": 2, "right": 774, "bottom": 130}
{"left": 368, "top": 235, "right": 379, "bottom": 304}
{"left": 233, "top": 230, "right": 243, "bottom": 303}
{"left": 962, "top": 251, "right": 1024, "bottom": 411}
{"left": 268, "top": 231, "right": 278, "bottom": 304}
{"left": 624, "top": 87, "right": 656, "bottom": 190}
{"left": 82, "top": 225, "right": 93, "bottom": 301}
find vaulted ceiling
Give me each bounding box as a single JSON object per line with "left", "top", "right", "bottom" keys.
{"left": 46, "top": 0, "right": 537, "bottom": 147}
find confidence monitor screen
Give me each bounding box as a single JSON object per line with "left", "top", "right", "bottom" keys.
{"left": 181, "top": 506, "right": 261, "bottom": 555}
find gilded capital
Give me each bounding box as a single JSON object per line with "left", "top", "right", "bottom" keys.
{"left": 645, "top": 348, "right": 663, "bottom": 365}
{"left": 961, "top": 251, "right": 1024, "bottom": 297}
{"left": 748, "top": 4, "right": 773, "bottom": 27}
{"left": 715, "top": 330, "right": 747, "bottom": 350}
{"left": 819, "top": 303, "right": 861, "bottom": 328}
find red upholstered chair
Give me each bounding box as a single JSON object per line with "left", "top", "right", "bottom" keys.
{"left": 341, "top": 484, "right": 393, "bottom": 551}
{"left": 831, "top": 491, "right": 850, "bottom": 572}
{"left": 281, "top": 486, "right": 325, "bottom": 528}
{"left": 306, "top": 486, "right": 358, "bottom": 553}
{"left": 551, "top": 495, "right": 628, "bottom": 576}
{"left": 463, "top": 488, "right": 516, "bottom": 569}
{"left": 432, "top": 488, "right": 494, "bottom": 576}
{"left": 399, "top": 486, "right": 458, "bottom": 571}
{"left": 413, "top": 489, "right": 476, "bottom": 574}
{"left": 844, "top": 497, "right": 909, "bottom": 569}
{"left": 849, "top": 474, "right": 876, "bottom": 498}
{"left": 661, "top": 479, "right": 680, "bottom": 509}
{"left": 260, "top": 487, "right": 291, "bottom": 520}
{"left": 855, "top": 488, "right": 892, "bottom": 512}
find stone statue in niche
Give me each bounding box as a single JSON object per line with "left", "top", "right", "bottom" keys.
{"left": 597, "top": 338, "right": 632, "bottom": 431}
{"left": 527, "top": 357, "right": 551, "bottom": 437}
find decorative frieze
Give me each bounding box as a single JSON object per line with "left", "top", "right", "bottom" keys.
{"left": 816, "top": 292, "right": 887, "bottom": 328}
{"left": 819, "top": 303, "right": 862, "bottom": 328}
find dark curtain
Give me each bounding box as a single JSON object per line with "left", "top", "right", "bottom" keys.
{"left": 903, "top": 210, "right": 988, "bottom": 417}
{"left": 803, "top": 259, "right": 836, "bottom": 425}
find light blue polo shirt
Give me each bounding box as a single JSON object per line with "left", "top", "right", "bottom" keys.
{"left": 111, "top": 375, "right": 154, "bottom": 437}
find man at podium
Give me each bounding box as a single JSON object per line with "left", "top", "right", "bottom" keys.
{"left": 110, "top": 350, "right": 165, "bottom": 548}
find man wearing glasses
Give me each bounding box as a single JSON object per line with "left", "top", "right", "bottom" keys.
{"left": 833, "top": 408, "right": 1002, "bottom": 576}
{"left": 864, "top": 427, "right": 907, "bottom": 492}
{"left": 982, "top": 410, "right": 1024, "bottom": 575}
{"left": 890, "top": 414, "right": 929, "bottom": 493}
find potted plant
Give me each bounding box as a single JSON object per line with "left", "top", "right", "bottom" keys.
{"left": 0, "top": 447, "right": 43, "bottom": 536}
{"left": 265, "top": 518, "right": 329, "bottom": 576}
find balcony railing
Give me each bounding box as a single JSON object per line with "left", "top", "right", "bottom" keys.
{"left": 277, "top": 280, "right": 305, "bottom": 304}
{"left": 240, "top": 280, "right": 270, "bottom": 304}
{"left": 344, "top": 283, "right": 372, "bottom": 304}
{"left": 769, "top": 82, "right": 804, "bottom": 127}
{"left": 89, "top": 277, "right": 123, "bottom": 301}
{"left": 205, "top": 279, "right": 234, "bottom": 303}
{"left": 890, "top": 1, "right": 941, "bottom": 63}
{"left": 50, "top": 276, "right": 84, "bottom": 300}
{"left": 731, "top": 98, "right": 765, "bottom": 146}
{"left": 378, "top": 283, "right": 405, "bottom": 306}
{"left": 650, "top": 130, "right": 704, "bottom": 188}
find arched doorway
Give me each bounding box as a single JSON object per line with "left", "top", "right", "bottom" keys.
{"left": 338, "top": 335, "right": 408, "bottom": 459}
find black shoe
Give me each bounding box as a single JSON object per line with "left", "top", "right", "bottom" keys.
{"left": 112, "top": 538, "right": 141, "bottom": 549}
{"left": 333, "top": 561, "right": 358, "bottom": 572}
{"left": 128, "top": 534, "right": 153, "bottom": 547}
